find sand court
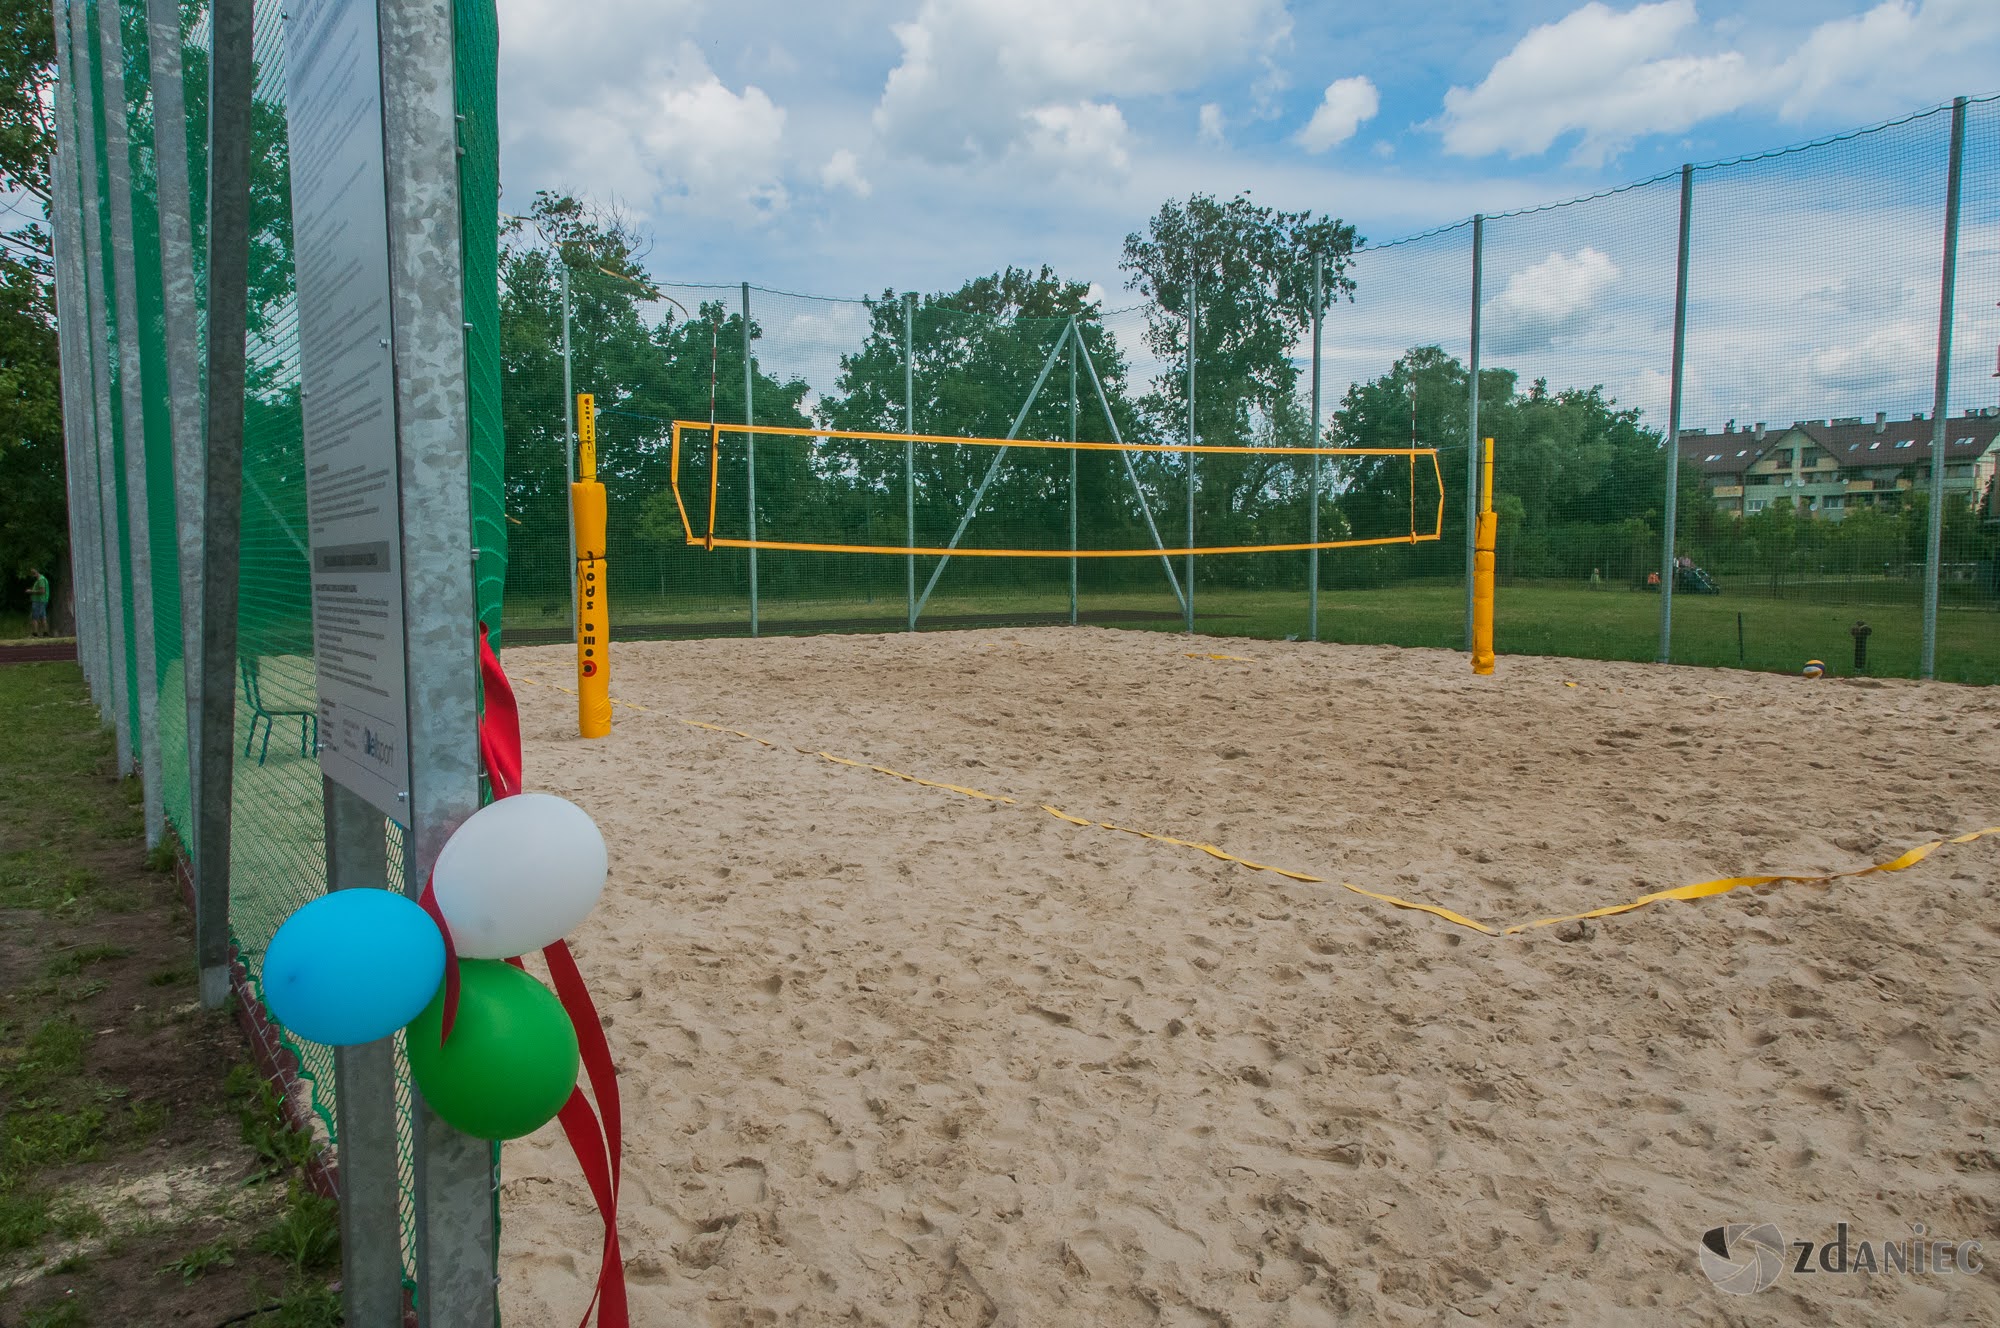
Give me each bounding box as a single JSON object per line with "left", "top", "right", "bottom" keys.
{"left": 494, "top": 628, "right": 2000, "bottom": 1326}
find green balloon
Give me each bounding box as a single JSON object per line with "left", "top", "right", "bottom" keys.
{"left": 406, "top": 960, "right": 580, "bottom": 1141}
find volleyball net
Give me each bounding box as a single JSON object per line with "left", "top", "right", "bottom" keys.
{"left": 665, "top": 420, "right": 1445, "bottom": 559}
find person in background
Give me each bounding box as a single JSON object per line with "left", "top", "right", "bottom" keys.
{"left": 25, "top": 568, "right": 51, "bottom": 637}
{"left": 1589, "top": 566, "right": 1603, "bottom": 590}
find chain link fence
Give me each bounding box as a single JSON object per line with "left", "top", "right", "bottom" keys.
{"left": 501, "top": 96, "right": 1998, "bottom": 684}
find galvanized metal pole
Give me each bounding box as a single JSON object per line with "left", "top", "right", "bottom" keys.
{"left": 148, "top": 0, "right": 209, "bottom": 853}
{"left": 1465, "top": 214, "right": 1482, "bottom": 651}
{"left": 325, "top": 779, "right": 402, "bottom": 1326}
{"left": 50, "top": 3, "right": 108, "bottom": 709}
{"left": 98, "top": 0, "right": 165, "bottom": 849}
{"left": 1922, "top": 97, "right": 1967, "bottom": 680}
{"left": 194, "top": 0, "right": 252, "bottom": 1010}
{"left": 561, "top": 264, "right": 577, "bottom": 641}
{"left": 47, "top": 118, "right": 88, "bottom": 668}
{"left": 904, "top": 292, "right": 916, "bottom": 631}
{"left": 1309, "top": 254, "right": 1323, "bottom": 642}
{"left": 1068, "top": 316, "right": 1078, "bottom": 625}
{"left": 1185, "top": 260, "right": 1196, "bottom": 635}
{"left": 743, "top": 281, "right": 759, "bottom": 637}
{"left": 70, "top": 0, "right": 134, "bottom": 770}
{"left": 1658, "top": 165, "right": 1695, "bottom": 664}
{"left": 377, "top": 0, "right": 498, "bottom": 1314}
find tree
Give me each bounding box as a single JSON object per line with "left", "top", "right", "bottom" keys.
{"left": 0, "top": 255, "right": 62, "bottom": 609}
{"left": 815, "top": 265, "right": 1149, "bottom": 588}
{"left": 0, "top": 0, "right": 54, "bottom": 266}
{"left": 0, "top": 0, "right": 58, "bottom": 615}
{"left": 498, "top": 192, "right": 813, "bottom": 610}
{"left": 1328, "top": 348, "right": 1713, "bottom": 586}
{"left": 1120, "top": 193, "right": 1359, "bottom": 586}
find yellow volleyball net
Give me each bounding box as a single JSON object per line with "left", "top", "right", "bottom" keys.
{"left": 665, "top": 420, "right": 1446, "bottom": 559}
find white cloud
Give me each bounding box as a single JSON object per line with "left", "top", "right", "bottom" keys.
{"left": 1022, "top": 101, "right": 1132, "bottom": 174}
{"left": 1198, "top": 103, "right": 1226, "bottom": 146}
{"left": 820, "top": 148, "right": 872, "bottom": 198}
{"left": 1486, "top": 247, "right": 1622, "bottom": 353}
{"left": 499, "top": 20, "right": 787, "bottom": 223}
{"left": 1437, "top": 0, "right": 2000, "bottom": 167}
{"left": 1296, "top": 76, "right": 1379, "bottom": 153}
{"left": 873, "top": 0, "right": 1289, "bottom": 163}
{"left": 637, "top": 62, "right": 788, "bottom": 219}
{"left": 1774, "top": 0, "right": 2000, "bottom": 123}
{"left": 1437, "top": 1, "right": 1749, "bottom": 166}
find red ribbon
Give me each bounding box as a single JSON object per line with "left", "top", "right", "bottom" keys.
{"left": 453, "top": 624, "right": 626, "bottom": 1327}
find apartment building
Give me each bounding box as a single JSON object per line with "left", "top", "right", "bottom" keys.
{"left": 1679, "top": 410, "right": 2000, "bottom": 519}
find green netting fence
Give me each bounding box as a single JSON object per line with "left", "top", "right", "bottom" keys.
{"left": 54, "top": 0, "right": 507, "bottom": 1295}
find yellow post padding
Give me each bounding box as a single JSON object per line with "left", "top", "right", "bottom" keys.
{"left": 571, "top": 480, "right": 607, "bottom": 559}
{"left": 572, "top": 477, "right": 611, "bottom": 738}
{"left": 1472, "top": 438, "right": 1496, "bottom": 676}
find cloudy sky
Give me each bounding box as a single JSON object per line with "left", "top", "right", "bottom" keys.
{"left": 492, "top": 0, "right": 2000, "bottom": 426}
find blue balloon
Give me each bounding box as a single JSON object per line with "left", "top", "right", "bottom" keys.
{"left": 262, "top": 890, "right": 445, "bottom": 1047}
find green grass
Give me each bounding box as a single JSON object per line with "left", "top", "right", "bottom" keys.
{"left": 226, "top": 1064, "right": 320, "bottom": 1182}
{"left": 162, "top": 1238, "right": 236, "bottom": 1283}
{"left": 252, "top": 1183, "right": 339, "bottom": 1273}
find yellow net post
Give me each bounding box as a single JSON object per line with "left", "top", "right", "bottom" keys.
{"left": 572, "top": 393, "right": 611, "bottom": 737}
{"left": 1472, "top": 437, "right": 1496, "bottom": 676}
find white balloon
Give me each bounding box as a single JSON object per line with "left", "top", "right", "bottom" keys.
{"left": 433, "top": 793, "right": 608, "bottom": 958}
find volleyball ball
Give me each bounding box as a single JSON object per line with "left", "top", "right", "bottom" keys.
{"left": 1802, "top": 660, "right": 1826, "bottom": 679}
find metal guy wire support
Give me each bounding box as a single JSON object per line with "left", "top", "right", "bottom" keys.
{"left": 1922, "top": 96, "right": 1968, "bottom": 680}
{"left": 562, "top": 263, "right": 577, "bottom": 641}
{"left": 1658, "top": 164, "right": 1694, "bottom": 664}
{"left": 905, "top": 291, "right": 916, "bottom": 632}
{"left": 744, "top": 281, "right": 759, "bottom": 637}
{"left": 1069, "top": 315, "right": 1079, "bottom": 626}
{"left": 1465, "top": 215, "right": 1482, "bottom": 652}
{"left": 1309, "top": 253, "right": 1323, "bottom": 643}
{"left": 1185, "top": 257, "right": 1197, "bottom": 635}
{"left": 912, "top": 324, "right": 1075, "bottom": 622}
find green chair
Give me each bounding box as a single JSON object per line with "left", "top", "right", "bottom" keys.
{"left": 241, "top": 657, "right": 318, "bottom": 765}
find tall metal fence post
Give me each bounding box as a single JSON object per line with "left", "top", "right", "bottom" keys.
{"left": 376, "top": 0, "right": 498, "bottom": 1314}
{"left": 1658, "top": 164, "right": 1694, "bottom": 664}
{"left": 1465, "top": 214, "right": 1482, "bottom": 650}
{"left": 70, "top": 0, "right": 134, "bottom": 773}
{"left": 904, "top": 291, "right": 916, "bottom": 631}
{"left": 561, "top": 264, "right": 577, "bottom": 641}
{"left": 195, "top": 0, "right": 252, "bottom": 1010}
{"left": 49, "top": 3, "right": 109, "bottom": 714}
{"left": 1922, "top": 97, "right": 1968, "bottom": 681}
{"left": 98, "top": 0, "right": 165, "bottom": 849}
{"left": 148, "top": 0, "right": 209, "bottom": 850}
{"left": 1309, "top": 254, "right": 1323, "bottom": 642}
{"left": 1068, "top": 315, "right": 1078, "bottom": 625}
{"left": 1185, "top": 260, "right": 1196, "bottom": 635}
{"left": 325, "top": 781, "right": 401, "bottom": 1326}
{"left": 743, "top": 281, "right": 759, "bottom": 637}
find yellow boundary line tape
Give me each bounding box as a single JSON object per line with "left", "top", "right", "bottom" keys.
{"left": 512, "top": 674, "right": 1998, "bottom": 937}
